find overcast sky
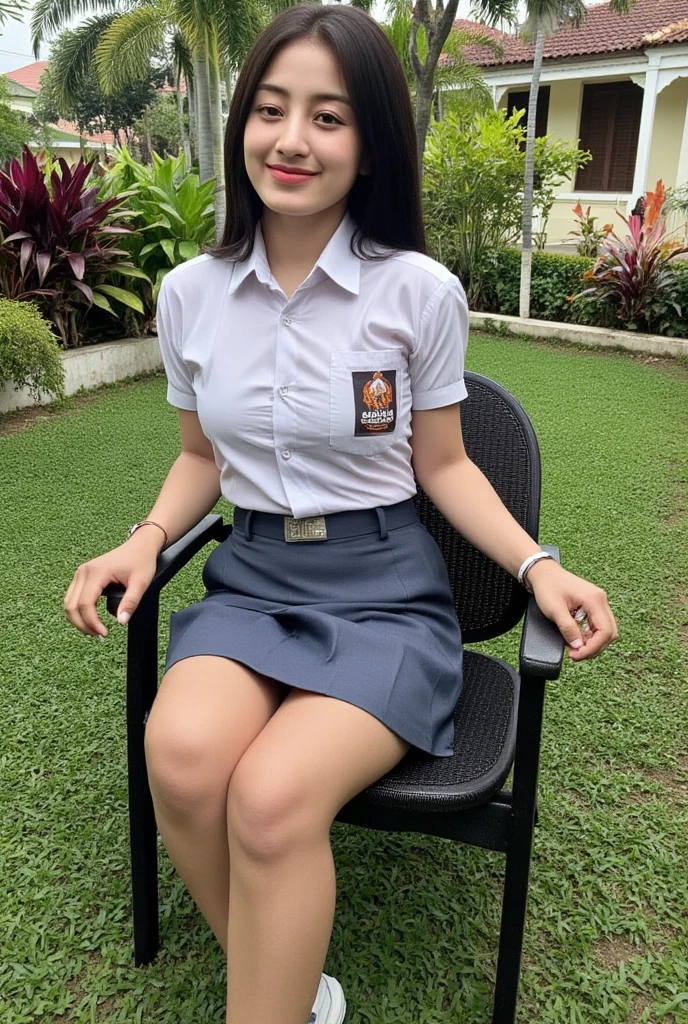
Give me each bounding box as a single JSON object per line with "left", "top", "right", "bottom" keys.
{"left": 1, "top": 0, "right": 510, "bottom": 75}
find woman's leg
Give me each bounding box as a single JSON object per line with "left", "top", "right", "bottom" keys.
{"left": 143, "top": 656, "right": 289, "bottom": 954}
{"left": 225, "top": 689, "right": 411, "bottom": 1024}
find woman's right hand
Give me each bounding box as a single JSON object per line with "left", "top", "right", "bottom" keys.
{"left": 63, "top": 533, "right": 162, "bottom": 638}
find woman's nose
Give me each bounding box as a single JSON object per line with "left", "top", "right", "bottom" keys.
{"left": 276, "top": 117, "right": 310, "bottom": 156}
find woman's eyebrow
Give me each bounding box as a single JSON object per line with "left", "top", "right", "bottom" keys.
{"left": 256, "top": 82, "right": 352, "bottom": 106}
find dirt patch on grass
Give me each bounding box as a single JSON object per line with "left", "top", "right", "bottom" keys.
{"left": 644, "top": 758, "right": 688, "bottom": 802}
{"left": 594, "top": 934, "right": 641, "bottom": 971}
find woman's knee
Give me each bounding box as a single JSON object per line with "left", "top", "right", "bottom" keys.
{"left": 143, "top": 657, "right": 287, "bottom": 816}
{"left": 226, "top": 759, "right": 325, "bottom": 862}
{"left": 144, "top": 700, "right": 225, "bottom": 814}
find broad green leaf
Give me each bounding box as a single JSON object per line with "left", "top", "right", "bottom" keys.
{"left": 95, "top": 284, "right": 145, "bottom": 313}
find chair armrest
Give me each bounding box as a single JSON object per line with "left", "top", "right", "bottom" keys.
{"left": 103, "top": 514, "right": 230, "bottom": 617}
{"left": 519, "top": 544, "right": 566, "bottom": 680}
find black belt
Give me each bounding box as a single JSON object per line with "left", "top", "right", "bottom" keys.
{"left": 232, "top": 498, "right": 418, "bottom": 542}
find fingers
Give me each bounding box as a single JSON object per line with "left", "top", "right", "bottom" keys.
{"left": 567, "top": 592, "right": 618, "bottom": 662}
{"left": 115, "top": 577, "right": 151, "bottom": 625}
{"left": 64, "top": 564, "right": 109, "bottom": 637}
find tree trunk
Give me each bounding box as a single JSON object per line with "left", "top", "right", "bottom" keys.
{"left": 177, "top": 81, "right": 191, "bottom": 165}
{"left": 414, "top": 73, "right": 435, "bottom": 181}
{"left": 207, "top": 47, "right": 226, "bottom": 241}
{"left": 519, "top": 22, "right": 545, "bottom": 320}
{"left": 187, "top": 74, "right": 197, "bottom": 167}
{"left": 192, "top": 52, "right": 215, "bottom": 186}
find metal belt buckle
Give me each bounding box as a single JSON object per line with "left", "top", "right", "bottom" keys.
{"left": 284, "top": 515, "right": 328, "bottom": 542}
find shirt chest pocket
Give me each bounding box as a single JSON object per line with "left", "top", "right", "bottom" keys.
{"left": 329, "top": 349, "right": 406, "bottom": 456}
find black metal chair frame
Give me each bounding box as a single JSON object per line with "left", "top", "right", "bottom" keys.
{"left": 104, "top": 371, "right": 566, "bottom": 1023}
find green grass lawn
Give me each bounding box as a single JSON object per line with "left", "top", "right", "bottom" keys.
{"left": 1, "top": 333, "right": 687, "bottom": 1024}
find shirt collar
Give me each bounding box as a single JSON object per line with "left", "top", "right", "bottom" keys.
{"left": 228, "top": 210, "right": 361, "bottom": 296}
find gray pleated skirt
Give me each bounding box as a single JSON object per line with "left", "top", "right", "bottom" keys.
{"left": 165, "top": 498, "right": 463, "bottom": 757}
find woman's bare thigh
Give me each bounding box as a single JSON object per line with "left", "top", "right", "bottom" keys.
{"left": 144, "top": 656, "right": 290, "bottom": 807}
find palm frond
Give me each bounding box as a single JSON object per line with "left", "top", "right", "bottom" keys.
{"left": 94, "top": 2, "right": 168, "bottom": 93}
{"left": 46, "top": 14, "right": 117, "bottom": 109}
{"left": 171, "top": 28, "right": 194, "bottom": 89}
{"left": 442, "top": 27, "right": 504, "bottom": 61}
{"left": 209, "top": 0, "right": 269, "bottom": 72}
{"left": 30, "top": 0, "right": 122, "bottom": 60}
{"left": 468, "top": 0, "right": 518, "bottom": 29}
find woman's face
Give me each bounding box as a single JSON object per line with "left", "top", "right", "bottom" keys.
{"left": 243, "top": 38, "right": 369, "bottom": 222}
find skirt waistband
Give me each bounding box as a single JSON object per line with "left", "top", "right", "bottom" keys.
{"left": 232, "top": 498, "right": 418, "bottom": 542}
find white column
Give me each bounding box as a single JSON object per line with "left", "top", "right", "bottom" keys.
{"left": 630, "top": 64, "right": 659, "bottom": 203}
{"left": 676, "top": 87, "right": 688, "bottom": 187}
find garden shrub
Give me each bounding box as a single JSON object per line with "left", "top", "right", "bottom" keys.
{"left": 423, "top": 108, "right": 588, "bottom": 308}
{"left": 0, "top": 298, "right": 65, "bottom": 400}
{"left": 475, "top": 248, "right": 688, "bottom": 337}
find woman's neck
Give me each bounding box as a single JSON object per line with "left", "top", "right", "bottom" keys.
{"left": 260, "top": 202, "right": 347, "bottom": 282}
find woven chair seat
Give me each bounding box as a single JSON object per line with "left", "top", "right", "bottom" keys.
{"left": 354, "top": 650, "right": 519, "bottom": 814}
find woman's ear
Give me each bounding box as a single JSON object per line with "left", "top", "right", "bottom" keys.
{"left": 359, "top": 156, "right": 371, "bottom": 176}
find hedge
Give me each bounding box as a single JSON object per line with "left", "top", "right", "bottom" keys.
{"left": 475, "top": 248, "right": 688, "bottom": 338}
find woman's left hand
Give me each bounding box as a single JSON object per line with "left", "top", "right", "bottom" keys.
{"left": 524, "top": 559, "right": 618, "bottom": 661}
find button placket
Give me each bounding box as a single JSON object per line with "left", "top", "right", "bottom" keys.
{"left": 273, "top": 309, "right": 299, "bottom": 494}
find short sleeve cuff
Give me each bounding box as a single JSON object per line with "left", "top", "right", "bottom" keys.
{"left": 412, "top": 378, "right": 468, "bottom": 410}
{"left": 167, "top": 383, "right": 197, "bottom": 410}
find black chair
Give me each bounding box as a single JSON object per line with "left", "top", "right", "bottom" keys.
{"left": 104, "top": 370, "right": 565, "bottom": 1024}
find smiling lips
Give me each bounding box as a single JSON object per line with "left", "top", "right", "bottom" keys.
{"left": 268, "top": 165, "right": 318, "bottom": 184}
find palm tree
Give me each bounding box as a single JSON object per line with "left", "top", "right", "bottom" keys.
{"left": 30, "top": 0, "right": 272, "bottom": 239}
{"left": 514, "top": 0, "right": 635, "bottom": 317}
{"left": 382, "top": 0, "right": 504, "bottom": 151}
{"left": 389, "top": 0, "right": 515, "bottom": 173}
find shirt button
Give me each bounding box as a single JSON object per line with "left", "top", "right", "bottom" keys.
{"left": 283, "top": 316, "right": 293, "bottom": 325}
{"left": 281, "top": 449, "right": 292, "bottom": 460}
{"left": 279, "top": 385, "right": 289, "bottom": 397}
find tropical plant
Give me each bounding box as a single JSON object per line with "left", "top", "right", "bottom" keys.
{"left": 96, "top": 144, "right": 215, "bottom": 305}
{"left": 569, "top": 181, "right": 688, "bottom": 333}
{"left": 0, "top": 297, "right": 65, "bottom": 401}
{"left": 33, "top": 37, "right": 159, "bottom": 152}
{"left": 0, "top": 146, "right": 150, "bottom": 348}
{"left": 29, "top": 0, "right": 281, "bottom": 241}
{"left": 566, "top": 202, "right": 613, "bottom": 258}
{"left": 423, "top": 107, "right": 587, "bottom": 307}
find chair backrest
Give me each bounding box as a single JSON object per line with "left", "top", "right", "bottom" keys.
{"left": 413, "top": 371, "right": 542, "bottom": 643}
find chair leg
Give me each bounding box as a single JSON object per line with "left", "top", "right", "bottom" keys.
{"left": 491, "top": 678, "right": 546, "bottom": 1024}
{"left": 126, "top": 601, "right": 160, "bottom": 966}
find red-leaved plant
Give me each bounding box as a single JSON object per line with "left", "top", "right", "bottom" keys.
{"left": 569, "top": 181, "right": 688, "bottom": 332}
{"left": 0, "top": 146, "right": 150, "bottom": 347}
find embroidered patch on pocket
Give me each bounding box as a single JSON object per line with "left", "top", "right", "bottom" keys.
{"left": 352, "top": 369, "right": 397, "bottom": 436}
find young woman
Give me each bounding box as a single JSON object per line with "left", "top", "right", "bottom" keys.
{"left": 64, "top": 5, "right": 618, "bottom": 1022}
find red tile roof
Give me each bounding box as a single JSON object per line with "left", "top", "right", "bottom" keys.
{"left": 4, "top": 60, "right": 49, "bottom": 93}
{"left": 455, "top": 0, "right": 688, "bottom": 65}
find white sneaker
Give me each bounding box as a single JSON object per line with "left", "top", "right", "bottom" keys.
{"left": 307, "top": 972, "right": 346, "bottom": 1024}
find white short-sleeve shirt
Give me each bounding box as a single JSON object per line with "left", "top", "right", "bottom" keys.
{"left": 156, "top": 210, "right": 469, "bottom": 518}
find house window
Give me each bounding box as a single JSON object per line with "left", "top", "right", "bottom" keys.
{"left": 506, "top": 86, "right": 550, "bottom": 146}
{"left": 575, "top": 81, "right": 643, "bottom": 192}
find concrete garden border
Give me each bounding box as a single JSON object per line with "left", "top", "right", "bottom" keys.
{"left": 0, "top": 335, "right": 163, "bottom": 414}
{"left": 470, "top": 312, "right": 688, "bottom": 360}
{"left": 2, "top": 316, "right": 686, "bottom": 415}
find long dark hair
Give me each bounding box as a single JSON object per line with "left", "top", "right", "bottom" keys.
{"left": 204, "top": 3, "right": 425, "bottom": 263}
